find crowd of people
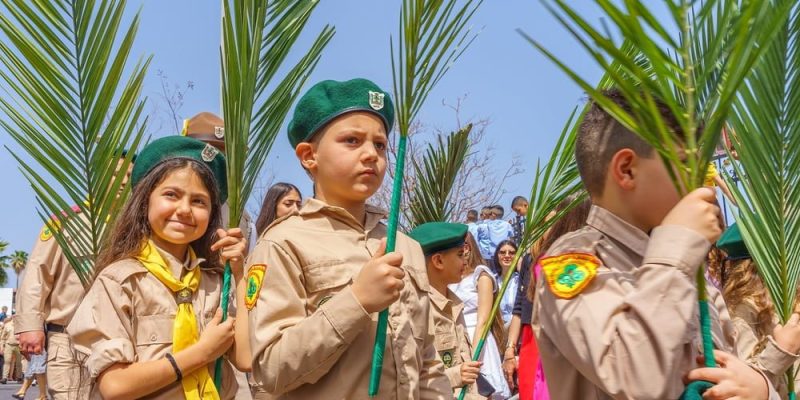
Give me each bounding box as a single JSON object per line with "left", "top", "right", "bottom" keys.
{"left": 8, "top": 77, "right": 798, "bottom": 400}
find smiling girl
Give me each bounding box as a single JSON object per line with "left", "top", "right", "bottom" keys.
{"left": 68, "top": 136, "right": 250, "bottom": 400}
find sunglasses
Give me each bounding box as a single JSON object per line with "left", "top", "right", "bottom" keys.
{"left": 498, "top": 250, "right": 515, "bottom": 256}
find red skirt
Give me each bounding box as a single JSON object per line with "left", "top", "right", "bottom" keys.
{"left": 518, "top": 324, "right": 539, "bottom": 400}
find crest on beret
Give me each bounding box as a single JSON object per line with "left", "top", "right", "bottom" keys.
{"left": 201, "top": 143, "right": 219, "bottom": 162}
{"left": 368, "top": 91, "right": 384, "bottom": 111}
{"left": 214, "top": 126, "right": 225, "bottom": 139}
{"left": 540, "top": 253, "right": 600, "bottom": 299}
{"left": 245, "top": 264, "right": 267, "bottom": 310}
{"left": 440, "top": 350, "right": 454, "bottom": 368}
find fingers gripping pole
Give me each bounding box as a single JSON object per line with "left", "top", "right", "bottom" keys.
{"left": 369, "top": 135, "right": 408, "bottom": 396}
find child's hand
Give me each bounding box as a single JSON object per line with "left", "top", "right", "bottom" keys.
{"left": 461, "top": 360, "right": 481, "bottom": 385}
{"left": 685, "top": 350, "right": 768, "bottom": 400}
{"left": 662, "top": 187, "right": 723, "bottom": 243}
{"left": 351, "top": 238, "right": 405, "bottom": 313}
{"left": 772, "top": 311, "right": 800, "bottom": 354}
{"left": 195, "top": 308, "right": 235, "bottom": 363}
{"left": 211, "top": 228, "right": 247, "bottom": 276}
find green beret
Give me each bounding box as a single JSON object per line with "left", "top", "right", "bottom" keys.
{"left": 287, "top": 78, "right": 394, "bottom": 148}
{"left": 717, "top": 223, "right": 750, "bottom": 260}
{"left": 131, "top": 136, "right": 228, "bottom": 203}
{"left": 409, "top": 222, "right": 468, "bottom": 256}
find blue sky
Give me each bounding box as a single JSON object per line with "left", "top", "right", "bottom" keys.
{"left": 0, "top": 1, "right": 670, "bottom": 287}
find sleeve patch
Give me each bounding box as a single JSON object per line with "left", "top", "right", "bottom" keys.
{"left": 540, "top": 253, "right": 600, "bottom": 299}
{"left": 244, "top": 264, "right": 267, "bottom": 310}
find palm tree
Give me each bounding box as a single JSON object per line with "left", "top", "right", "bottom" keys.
{"left": 0, "top": 240, "right": 9, "bottom": 287}
{"left": 10, "top": 251, "right": 28, "bottom": 276}
{"left": 0, "top": 0, "right": 149, "bottom": 286}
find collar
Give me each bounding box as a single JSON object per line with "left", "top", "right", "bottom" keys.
{"left": 586, "top": 205, "right": 649, "bottom": 257}
{"left": 152, "top": 243, "right": 205, "bottom": 277}
{"left": 430, "top": 287, "right": 465, "bottom": 316}
{"left": 300, "top": 198, "right": 387, "bottom": 232}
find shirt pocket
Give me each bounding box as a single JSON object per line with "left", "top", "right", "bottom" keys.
{"left": 302, "top": 259, "right": 355, "bottom": 311}
{"left": 134, "top": 314, "right": 174, "bottom": 348}
{"left": 434, "top": 331, "right": 458, "bottom": 368}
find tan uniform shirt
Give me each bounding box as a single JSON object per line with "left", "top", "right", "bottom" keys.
{"left": 1, "top": 320, "right": 17, "bottom": 346}
{"left": 730, "top": 302, "right": 800, "bottom": 397}
{"left": 248, "top": 198, "right": 451, "bottom": 399}
{"left": 16, "top": 214, "right": 88, "bottom": 333}
{"left": 533, "top": 205, "right": 776, "bottom": 400}
{"left": 67, "top": 246, "right": 239, "bottom": 400}
{"left": 428, "top": 288, "right": 480, "bottom": 399}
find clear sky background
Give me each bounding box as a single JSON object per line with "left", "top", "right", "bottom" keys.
{"left": 0, "top": 1, "right": 672, "bottom": 287}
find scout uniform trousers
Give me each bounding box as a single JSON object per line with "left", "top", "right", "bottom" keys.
{"left": 47, "top": 328, "right": 88, "bottom": 400}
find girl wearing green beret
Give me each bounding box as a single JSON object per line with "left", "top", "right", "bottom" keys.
{"left": 67, "top": 136, "right": 251, "bottom": 400}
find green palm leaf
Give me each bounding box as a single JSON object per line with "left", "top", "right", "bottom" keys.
{"left": 0, "top": 0, "right": 149, "bottom": 286}
{"left": 370, "top": 0, "right": 483, "bottom": 394}
{"left": 406, "top": 124, "right": 472, "bottom": 228}
{"left": 10, "top": 250, "right": 28, "bottom": 276}
{"left": 724, "top": 1, "right": 800, "bottom": 390}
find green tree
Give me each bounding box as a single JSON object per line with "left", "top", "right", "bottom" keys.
{"left": 10, "top": 250, "right": 28, "bottom": 276}
{"left": 0, "top": 240, "right": 9, "bottom": 287}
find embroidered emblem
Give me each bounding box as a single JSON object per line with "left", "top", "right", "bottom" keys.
{"left": 201, "top": 144, "right": 219, "bottom": 162}
{"left": 540, "top": 253, "right": 600, "bottom": 299}
{"left": 245, "top": 264, "right": 267, "bottom": 310}
{"left": 40, "top": 224, "right": 54, "bottom": 241}
{"left": 440, "top": 350, "right": 454, "bottom": 368}
{"left": 368, "top": 91, "right": 384, "bottom": 111}
{"left": 214, "top": 126, "right": 225, "bottom": 139}
{"left": 317, "top": 295, "right": 333, "bottom": 308}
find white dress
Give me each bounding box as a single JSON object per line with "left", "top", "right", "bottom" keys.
{"left": 450, "top": 265, "right": 512, "bottom": 399}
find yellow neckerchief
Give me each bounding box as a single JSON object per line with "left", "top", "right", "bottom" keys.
{"left": 136, "top": 240, "right": 220, "bottom": 400}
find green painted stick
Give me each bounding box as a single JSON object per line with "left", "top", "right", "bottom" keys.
{"left": 213, "top": 261, "right": 232, "bottom": 391}
{"left": 458, "top": 251, "right": 524, "bottom": 400}
{"left": 368, "top": 134, "right": 408, "bottom": 396}
{"left": 677, "top": 268, "right": 717, "bottom": 399}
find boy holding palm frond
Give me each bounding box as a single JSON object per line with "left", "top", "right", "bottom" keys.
{"left": 533, "top": 90, "right": 780, "bottom": 399}
{"left": 247, "top": 78, "right": 451, "bottom": 399}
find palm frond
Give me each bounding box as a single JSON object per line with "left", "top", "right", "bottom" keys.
{"left": 221, "top": 0, "right": 334, "bottom": 228}
{"left": 10, "top": 250, "right": 28, "bottom": 275}
{"left": 373, "top": 0, "right": 484, "bottom": 395}
{"left": 0, "top": 0, "right": 149, "bottom": 286}
{"left": 525, "top": 0, "right": 789, "bottom": 192}
{"left": 406, "top": 124, "right": 472, "bottom": 228}
{"left": 725, "top": 1, "right": 800, "bottom": 324}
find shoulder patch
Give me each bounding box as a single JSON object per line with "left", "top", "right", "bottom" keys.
{"left": 540, "top": 253, "right": 600, "bottom": 299}
{"left": 39, "top": 225, "right": 54, "bottom": 241}
{"left": 245, "top": 264, "right": 267, "bottom": 310}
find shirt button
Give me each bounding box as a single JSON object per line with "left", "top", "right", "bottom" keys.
{"left": 150, "top": 334, "right": 157, "bottom": 342}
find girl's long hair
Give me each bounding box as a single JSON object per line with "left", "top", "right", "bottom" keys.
{"left": 464, "top": 233, "right": 507, "bottom": 352}
{"left": 527, "top": 195, "right": 592, "bottom": 301}
{"left": 96, "top": 158, "right": 224, "bottom": 273}
{"left": 491, "top": 240, "right": 518, "bottom": 277}
{"left": 255, "top": 182, "right": 302, "bottom": 236}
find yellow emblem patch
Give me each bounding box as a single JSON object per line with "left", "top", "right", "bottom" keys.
{"left": 39, "top": 222, "right": 59, "bottom": 241}
{"left": 540, "top": 253, "right": 600, "bottom": 299}
{"left": 245, "top": 264, "right": 266, "bottom": 310}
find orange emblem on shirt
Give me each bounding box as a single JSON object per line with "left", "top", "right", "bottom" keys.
{"left": 540, "top": 253, "right": 600, "bottom": 299}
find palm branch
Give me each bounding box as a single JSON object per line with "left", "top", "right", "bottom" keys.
{"left": 406, "top": 124, "right": 472, "bottom": 228}
{"left": 0, "top": 0, "right": 149, "bottom": 287}
{"left": 724, "top": 0, "right": 800, "bottom": 393}
{"left": 370, "top": 0, "right": 483, "bottom": 395}
{"left": 457, "top": 107, "right": 585, "bottom": 399}
{"left": 216, "top": 0, "right": 333, "bottom": 388}
{"left": 526, "top": 0, "right": 789, "bottom": 394}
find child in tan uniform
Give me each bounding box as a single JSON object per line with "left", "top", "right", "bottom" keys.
{"left": 409, "top": 222, "right": 483, "bottom": 399}
{"left": 533, "top": 89, "right": 783, "bottom": 399}
{"left": 247, "top": 78, "right": 451, "bottom": 399}
{"left": 68, "top": 136, "right": 251, "bottom": 399}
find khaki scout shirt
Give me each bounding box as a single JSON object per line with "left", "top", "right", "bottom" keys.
{"left": 67, "top": 246, "right": 240, "bottom": 400}
{"left": 428, "top": 288, "right": 481, "bottom": 399}
{"left": 730, "top": 301, "right": 800, "bottom": 397}
{"left": 248, "top": 198, "right": 451, "bottom": 399}
{"left": 533, "top": 205, "right": 777, "bottom": 400}
{"left": 16, "top": 212, "right": 89, "bottom": 333}
{"left": 1, "top": 320, "right": 17, "bottom": 346}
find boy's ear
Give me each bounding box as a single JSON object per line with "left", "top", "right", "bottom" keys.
{"left": 295, "top": 142, "right": 317, "bottom": 174}
{"left": 430, "top": 253, "right": 445, "bottom": 271}
{"left": 609, "top": 148, "right": 637, "bottom": 191}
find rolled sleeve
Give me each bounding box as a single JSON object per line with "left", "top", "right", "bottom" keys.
{"left": 86, "top": 337, "right": 136, "bottom": 378}
{"left": 643, "top": 225, "right": 711, "bottom": 277}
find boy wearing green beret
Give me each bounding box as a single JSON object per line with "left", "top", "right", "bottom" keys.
{"left": 246, "top": 78, "right": 451, "bottom": 399}
{"left": 409, "top": 222, "right": 483, "bottom": 399}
